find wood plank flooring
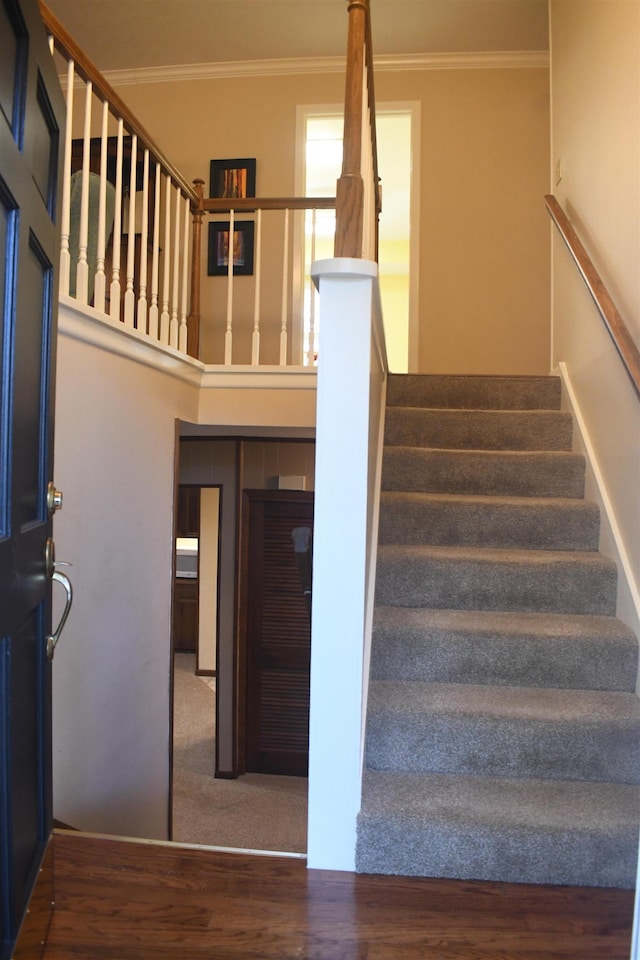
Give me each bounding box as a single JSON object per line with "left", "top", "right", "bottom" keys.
{"left": 43, "top": 831, "right": 634, "bottom": 959}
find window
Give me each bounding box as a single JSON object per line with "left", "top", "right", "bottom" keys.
{"left": 297, "top": 104, "right": 419, "bottom": 371}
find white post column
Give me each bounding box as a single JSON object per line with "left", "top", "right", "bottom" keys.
{"left": 306, "top": 256, "right": 379, "bottom": 872}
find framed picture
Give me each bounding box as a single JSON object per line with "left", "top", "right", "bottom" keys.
{"left": 208, "top": 221, "right": 255, "bottom": 276}
{"left": 209, "top": 158, "right": 256, "bottom": 200}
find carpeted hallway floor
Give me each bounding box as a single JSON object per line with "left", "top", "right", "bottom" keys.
{"left": 171, "top": 653, "right": 307, "bottom": 853}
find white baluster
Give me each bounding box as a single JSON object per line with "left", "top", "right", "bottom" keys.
{"left": 251, "top": 208, "right": 262, "bottom": 365}
{"left": 160, "top": 175, "right": 171, "bottom": 344}
{"left": 179, "top": 194, "right": 190, "bottom": 353}
{"left": 149, "top": 163, "right": 161, "bottom": 340}
{"left": 169, "top": 186, "right": 180, "bottom": 349}
{"left": 280, "top": 208, "right": 290, "bottom": 365}
{"left": 93, "top": 100, "right": 109, "bottom": 312}
{"left": 109, "top": 120, "right": 124, "bottom": 322}
{"left": 224, "top": 209, "right": 234, "bottom": 364}
{"left": 75, "top": 80, "right": 92, "bottom": 303}
{"left": 137, "top": 149, "right": 150, "bottom": 334}
{"left": 123, "top": 134, "right": 137, "bottom": 327}
{"left": 59, "top": 58, "right": 74, "bottom": 296}
{"left": 307, "top": 207, "right": 317, "bottom": 366}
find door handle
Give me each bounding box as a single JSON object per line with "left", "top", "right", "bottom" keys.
{"left": 47, "top": 569, "right": 73, "bottom": 661}
{"left": 45, "top": 537, "right": 73, "bottom": 661}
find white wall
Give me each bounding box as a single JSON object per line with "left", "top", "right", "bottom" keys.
{"left": 549, "top": 0, "right": 640, "bottom": 644}
{"left": 52, "top": 302, "right": 199, "bottom": 838}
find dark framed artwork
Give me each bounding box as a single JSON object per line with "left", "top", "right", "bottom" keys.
{"left": 209, "top": 158, "right": 256, "bottom": 200}
{"left": 208, "top": 220, "right": 255, "bottom": 276}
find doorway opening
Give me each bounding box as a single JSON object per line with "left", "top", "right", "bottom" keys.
{"left": 170, "top": 433, "right": 315, "bottom": 854}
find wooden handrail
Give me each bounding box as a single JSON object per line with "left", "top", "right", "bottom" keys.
{"left": 545, "top": 195, "right": 640, "bottom": 398}
{"left": 39, "top": 0, "right": 197, "bottom": 203}
{"left": 202, "top": 197, "right": 336, "bottom": 214}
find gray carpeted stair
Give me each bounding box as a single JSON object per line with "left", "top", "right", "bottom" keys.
{"left": 356, "top": 373, "right": 640, "bottom": 887}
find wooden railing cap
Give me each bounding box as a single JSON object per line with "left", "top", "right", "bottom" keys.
{"left": 39, "top": 0, "right": 197, "bottom": 203}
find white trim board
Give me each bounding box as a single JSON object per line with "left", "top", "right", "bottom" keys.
{"left": 53, "top": 829, "right": 306, "bottom": 859}
{"left": 558, "top": 362, "right": 640, "bottom": 645}
{"left": 58, "top": 297, "right": 318, "bottom": 393}
{"left": 100, "top": 51, "right": 549, "bottom": 87}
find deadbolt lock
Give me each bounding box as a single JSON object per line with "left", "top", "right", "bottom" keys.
{"left": 47, "top": 482, "right": 63, "bottom": 516}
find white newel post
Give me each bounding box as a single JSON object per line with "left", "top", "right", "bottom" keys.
{"left": 306, "top": 257, "right": 380, "bottom": 872}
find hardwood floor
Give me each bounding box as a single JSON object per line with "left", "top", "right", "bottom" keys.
{"left": 42, "top": 831, "right": 634, "bottom": 959}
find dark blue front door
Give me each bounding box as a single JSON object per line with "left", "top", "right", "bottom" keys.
{"left": 0, "top": 0, "right": 64, "bottom": 954}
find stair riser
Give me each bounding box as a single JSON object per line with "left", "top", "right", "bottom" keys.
{"left": 386, "top": 374, "right": 563, "bottom": 411}
{"left": 382, "top": 449, "right": 586, "bottom": 499}
{"left": 385, "top": 409, "right": 574, "bottom": 451}
{"left": 375, "top": 550, "right": 618, "bottom": 616}
{"left": 370, "top": 628, "right": 638, "bottom": 691}
{"left": 356, "top": 815, "right": 637, "bottom": 888}
{"left": 378, "top": 497, "right": 600, "bottom": 551}
{"left": 366, "top": 711, "right": 640, "bottom": 783}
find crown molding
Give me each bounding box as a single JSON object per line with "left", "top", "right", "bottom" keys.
{"left": 102, "top": 50, "right": 549, "bottom": 87}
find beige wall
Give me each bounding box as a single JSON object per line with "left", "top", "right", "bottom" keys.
{"left": 551, "top": 1, "right": 639, "bottom": 338}
{"left": 549, "top": 0, "right": 640, "bottom": 641}
{"left": 120, "top": 64, "right": 550, "bottom": 374}
{"left": 52, "top": 311, "right": 200, "bottom": 839}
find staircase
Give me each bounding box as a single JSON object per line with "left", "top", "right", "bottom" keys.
{"left": 356, "top": 374, "right": 640, "bottom": 888}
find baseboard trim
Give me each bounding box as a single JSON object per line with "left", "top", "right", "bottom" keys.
{"left": 558, "top": 362, "right": 640, "bottom": 639}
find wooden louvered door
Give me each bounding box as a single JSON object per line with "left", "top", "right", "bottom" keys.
{"left": 244, "top": 490, "right": 313, "bottom": 777}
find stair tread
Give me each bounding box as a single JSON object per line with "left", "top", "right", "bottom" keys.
{"left": 385, "top": 446, "right": 583, "bottom": 458}
{"left": 388, "top": 406, "right": 569, "bottom": 416}
{"left": 357, "top": 770, "right": 639, "bottom": 886}
{"left": 371, "top": 607, "right": 638, "bottom": 691}
{"left": 373, "top": 606, "right": 637, "bottom": 643}
{"left": 382, "top": 447, "right": 586, "bottom": 498}
{"left": 381, "top": 491, "right": 597, "bottom": 509}
{"left": 377, "top": 542, "right": 617, "bottom": 567}
{"left": 385, "top": 408, "right": 574, "bottom": 452}
{"left": 360, "top": 769, "right": 640, "bottom": 828}
{"left": 368, "top": 680, "right": 640, "bottom": 723}
{"left": 386, "top": 374, "right": 563, "bottom": 411}
{"left": 366, "top": 681, "right": 640, "bottom": 782}
{"left": 378, "top": 492, "right": 601, "bottom": 550}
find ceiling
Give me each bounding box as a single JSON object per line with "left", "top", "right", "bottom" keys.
{"left": 44, "top": 0, "right": 549, "bottom": 74}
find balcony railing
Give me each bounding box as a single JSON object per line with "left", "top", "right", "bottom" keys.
{"left": 40, "top": 0, "right": 379, "bottom": 367}
{"left": 40, "top": 1, "right": 199, "bottom": 356}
